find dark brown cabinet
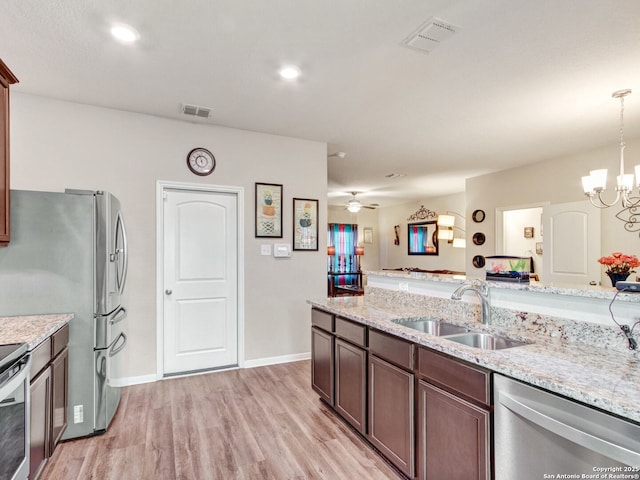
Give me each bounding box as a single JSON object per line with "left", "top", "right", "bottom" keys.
{"left": 334, "top": 333, "right": 366, "bottom": 433}
{"left": 310, "top": 307, "right": 494, "bottom": 479}
{"left": 311, "top": 326, "right": 334, "bottom": 404}
{"left": 416, "top": 347, "right": 491, "bottom": 480}
{"left": 311, "top": 308, "right": 335, "bottom": 404}
{"left": 0, "top": 59, "right": 18, "bottom": 246}
{"left": 367, "top": 329, "right": 415, "bottom": 478}
{"left": 29, "top": 365, "right": 51, "bottom": 480}
{"left": 50, "top": 346, "right": 69, "bottom": 450}
{"left": 29, "top": 325, "right": 69, "bottom": 480}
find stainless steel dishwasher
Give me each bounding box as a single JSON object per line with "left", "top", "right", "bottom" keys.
{"left": 494, "top": 374, "right": 640, "bottom": 479}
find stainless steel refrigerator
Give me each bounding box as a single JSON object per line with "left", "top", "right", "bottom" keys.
{"left": 0, "top": 189, "right": 129, "bottom": 439}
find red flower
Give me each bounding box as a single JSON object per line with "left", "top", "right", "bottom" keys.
{"left": 597, "top": 252, "right": 640, "bottom": 274}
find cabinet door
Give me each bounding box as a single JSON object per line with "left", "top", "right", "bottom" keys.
{"left": 30, "top": 367, "right": 52, "bottom": 480}
{"left": 334, "top": 338, "right": 366, "bottom": 433}
{"left": 311, "top": 327, "right": 334, "bottom": 404}
{"left": 50, "top": 347, "right": 69, "bottom": 451}
{"left": 0, "top": 60, "right": 17, "bottom": 246}
{"left": 417, "top": 379, "right": 490, "bottom": 480}
{"left": 368, "top": 355, "right": 415, "bottom": 478}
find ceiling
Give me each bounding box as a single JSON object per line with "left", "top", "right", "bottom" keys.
{"left": 2, "top": 0, "right": 640, "bottom": 208}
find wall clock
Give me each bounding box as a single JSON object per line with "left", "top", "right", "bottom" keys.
{"left": 186, "top": 148, "right": 216, "bottom": 176}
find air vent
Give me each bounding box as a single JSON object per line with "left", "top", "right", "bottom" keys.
{"left": 385, "top": 173, "right": 406, "bottom": 179}
{"left": 181, "top": 103, "right": 212, "bottom": 119}
{"left": 403, "top": 17, "right": 459, "bottom": 54}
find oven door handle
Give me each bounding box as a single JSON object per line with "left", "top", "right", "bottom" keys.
{"left": 108, "top": 332, "right": 127, "bottom": 357}
{"left": 499, "top": 390, "right": 640, "bottom": 466}
{"left": 0, "top": 355, "right": 30, "bottom": 396}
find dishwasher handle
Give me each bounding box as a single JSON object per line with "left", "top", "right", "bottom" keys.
{"left": 499, "top": 390, "right": 640, "bottom": 467}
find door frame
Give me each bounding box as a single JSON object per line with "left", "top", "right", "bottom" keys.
{"left": 155, "top": 180, "right": 245, "bottom": 379}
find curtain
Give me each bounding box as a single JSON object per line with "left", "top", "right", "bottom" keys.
{"left": 328, "top": 223, "right": 358, "bottom": 277}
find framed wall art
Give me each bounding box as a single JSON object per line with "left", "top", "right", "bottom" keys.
{"left": 255, "top": 182, "right": 283, "bottom": 238}
{"left": 524, "top": 226, "right": 534, "bottom": 239}
{"left": 363, "top": 227, "right": 373, "bottom": 244}
{"left": 293, "top": 198, "right": 318, "bottom": 250}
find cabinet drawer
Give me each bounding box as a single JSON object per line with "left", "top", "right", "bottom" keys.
{"left": 311, "top": 308, "right": 334, "bottom": 333}
{"left": 52, "top": 324, "right": 69, "bottom": 358}
{"left": 417, "top": 348, "right": 490, "bottom": 406}
{"left": 335, "top": 317, "right": 366, "bottom": 347}
{"left": 369, "top": 329, "right": 413, "bottom": 370}
{"left": 31, "top": 337, "right": 52, "bottom": 379}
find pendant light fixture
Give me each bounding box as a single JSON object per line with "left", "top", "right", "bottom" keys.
{"left": 582, "top": 89, "right": 640, "bottom": 208}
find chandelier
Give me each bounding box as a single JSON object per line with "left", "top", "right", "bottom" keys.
{"left": 581, "top": 89, "right": 639, "bottom": 209}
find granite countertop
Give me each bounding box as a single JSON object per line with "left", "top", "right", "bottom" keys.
{"left": 0, "top": 313, "right": 74, "bottom": 350}
{"left": 308, "top": 295, "right": 640, "bottom": 424}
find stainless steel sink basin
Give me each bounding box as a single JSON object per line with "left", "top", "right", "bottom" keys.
{"left": 443, "top": 332, "right": 529, "bottom": 350}
{"left": 393, "top": 318, "right": 468, "bottom": 336}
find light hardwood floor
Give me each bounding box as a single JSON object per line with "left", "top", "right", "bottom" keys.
{"left": 42, "top": 360, "right": 401, "bottom": 480}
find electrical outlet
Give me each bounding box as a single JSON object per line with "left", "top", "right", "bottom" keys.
{"left": 74, "top": 404, "right": 83, "bottom": 424}
{"left": 399, "top": 282, "right": 409, "bottom": 291}
{"left": 260, "top": 244, "right": 272, "bottom": 256}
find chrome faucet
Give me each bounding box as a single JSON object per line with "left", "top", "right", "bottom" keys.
{"left": 451, "top": 279, "right": 491, "bottom": 325}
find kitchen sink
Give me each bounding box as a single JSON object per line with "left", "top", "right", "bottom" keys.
{"left": 393, "top": 318, "right": 469, "bottom": 336}
{"left": 443, "top": 332, "right": 529, "bottom": 350}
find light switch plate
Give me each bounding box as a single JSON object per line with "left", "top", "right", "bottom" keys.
{"left": 260, "top": 244, "right": 272, "bottom": 256}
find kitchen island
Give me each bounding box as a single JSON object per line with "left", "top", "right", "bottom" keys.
{"left": 309, "top": 277, "right": 640, "bottom": 479}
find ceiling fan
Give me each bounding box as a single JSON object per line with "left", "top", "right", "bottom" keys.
{"left": 345, "top": 192, "right": 379, "bottom": 213}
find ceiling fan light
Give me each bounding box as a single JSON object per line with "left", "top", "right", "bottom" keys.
{"left": 347, "top": 202, "right": 361, "bottom": 213}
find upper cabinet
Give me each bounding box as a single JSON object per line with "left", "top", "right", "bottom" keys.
{"left": 0, "top": 58, "right": 18, "bottom": 247}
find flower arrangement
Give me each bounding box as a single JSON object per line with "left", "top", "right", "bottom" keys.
{"left": 597, "top": 252, "right": 640, "bottom": 274}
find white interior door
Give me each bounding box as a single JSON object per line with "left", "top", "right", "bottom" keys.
{"left": 163, "top": 188, "right": 238, "bottom": 375}
{"left": 542, "top": 200, "right": 601, "bottom": 285}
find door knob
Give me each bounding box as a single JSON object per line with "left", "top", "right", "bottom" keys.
{"left": 165, "top": 289, "right": 173, "bottom": 295}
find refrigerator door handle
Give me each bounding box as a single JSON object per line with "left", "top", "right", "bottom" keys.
{"left": 109, "top": 332, "right": 127, "bottom": 357}
{"left": 115, "top": 211, "right": 129, "bottom": 295}
{"left": 109, "top": 306, "right": 127, "bottom": 325}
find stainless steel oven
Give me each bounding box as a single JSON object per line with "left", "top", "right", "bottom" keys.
{"left": 0, "top": 343, "right": 30, "bottom": 480}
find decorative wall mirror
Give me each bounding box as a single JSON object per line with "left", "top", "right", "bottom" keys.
{"left": 407, "top": 221, "right": 439, "bottom": 255}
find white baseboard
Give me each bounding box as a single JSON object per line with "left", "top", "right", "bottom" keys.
{"left": 113, "top": 352, "right": 311, "bottom": 386}
{"left": 110, "top": 374, "right": 156, "bottom": 387}
{"left": 243, "top": 351, "right": 310, "bottom": 369}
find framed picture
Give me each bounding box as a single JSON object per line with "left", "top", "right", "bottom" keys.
{"left": 363, "top": 227, "right": 373, "bottom": 244}
{"left": 255, "top": 183, "right": 283, "bottom": 238}
{"left": 536, "top": 242, "right": 543, "bottom": 255}
{"left": 293, "top": 198, "right": 318, "bottom": 250}
{"left": 524, "top": 226, "right": 534, "bottom": 239}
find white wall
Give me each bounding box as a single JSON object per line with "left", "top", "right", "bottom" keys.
{"left": 465, "top": 139, "right": 640, "bottom": 283}
{"left": 10, "top": 93, "right": 327, "bottom": 379}
{"left": 377, "top": 192, "right": 466, "bottom": 272}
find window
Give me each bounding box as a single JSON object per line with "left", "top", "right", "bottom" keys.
{"left": 328, "top": 223, "right": 358, "bottom": 272}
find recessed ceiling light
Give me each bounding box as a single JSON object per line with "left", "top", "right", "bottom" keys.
{"left": 111, "top": 24, "right": 139, "bottom": 43}
{"left": 279, "top": 65, "right": 301, "bottom": 80}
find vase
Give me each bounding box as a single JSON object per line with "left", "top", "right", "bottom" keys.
{"left": 606, "top": 272, "right": 630, "bottom": 287}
